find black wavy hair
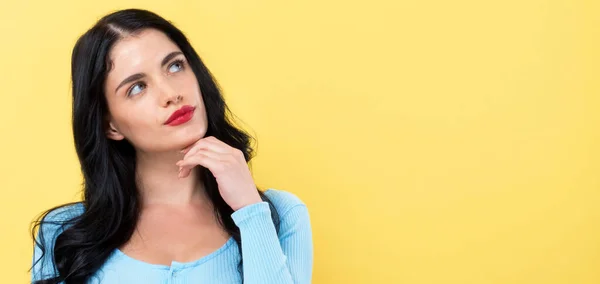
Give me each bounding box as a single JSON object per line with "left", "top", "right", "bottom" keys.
{"left": 30, "top": 8, "right": 279, "bottom": 283}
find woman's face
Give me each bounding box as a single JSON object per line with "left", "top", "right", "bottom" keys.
{"left": 103, "top": 28, "right": 208, "bottom": 153}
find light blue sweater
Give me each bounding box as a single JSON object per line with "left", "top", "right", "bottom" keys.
{"left": 32, "top": 189, "right": 313, "bottom": 283}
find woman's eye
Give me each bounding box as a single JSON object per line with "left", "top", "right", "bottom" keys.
{"left": 128, "top": 83, "right": 146, "bottom": 96}
{"left": 169, "top": 60, "right": 184, "bottom": 73}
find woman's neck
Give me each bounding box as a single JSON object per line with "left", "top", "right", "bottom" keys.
{"left": 134, "top": 150, "right": 209, "bottom": 207}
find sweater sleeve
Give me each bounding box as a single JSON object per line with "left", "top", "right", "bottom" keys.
{"left": 31, "top": 204, "right": 82, "bottom": 283}
{"left": 31, "top": 219, "right": 62, "bottom": 282}
{"left": 231, "top": 200, "right": 313, "bottom": 284}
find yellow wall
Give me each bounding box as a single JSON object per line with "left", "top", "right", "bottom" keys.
{"left": 1, "top": 0, "right": 598, "bottom": 283}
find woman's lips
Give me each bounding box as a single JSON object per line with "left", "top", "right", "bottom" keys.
{"left": 164, "top": 105, "right": 195, "bottom": 126}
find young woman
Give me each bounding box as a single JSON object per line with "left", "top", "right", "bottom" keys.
{"left": 31, "top": 8, "right": 313, "bottom": 284}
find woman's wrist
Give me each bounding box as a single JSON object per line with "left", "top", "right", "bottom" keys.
{"left": 231, "top": 201, "right": 272, "bottom": 226}
{"left": 230, "top": 193, "right": 263, "bottom": 211}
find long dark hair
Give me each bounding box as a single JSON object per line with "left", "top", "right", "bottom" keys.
{"left": 30, "top": 8, "right": 279, "bottom": 283}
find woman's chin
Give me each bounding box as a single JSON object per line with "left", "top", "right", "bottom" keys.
{"left": 178, "top": 132, "right": 206, "bottom": 149}
{"left": 180, "top": 122, "right": 207, "bottom": 140}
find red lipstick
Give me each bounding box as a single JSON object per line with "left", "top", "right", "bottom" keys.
{"left": 164, "top": 105, "right": 195, "bottom": 126}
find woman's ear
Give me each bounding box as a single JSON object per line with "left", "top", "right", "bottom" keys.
{"left": 106, "top": 121, "right": 125, "bottom": 141}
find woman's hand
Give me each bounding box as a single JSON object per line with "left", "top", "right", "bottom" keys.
{"left": 177, "top": 136, "right": 262, "bottom": 211}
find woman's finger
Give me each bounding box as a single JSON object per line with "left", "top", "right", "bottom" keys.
{"left": 182, "top": 137, "right": 231, "bottom": 157}
{"left": 177, "top": 153, "right": 222, "bottom": 174}
{"left": 179, "top": 166, "right": 193, "bottom": 178}
{"left": 184, "top": 149, "right": 224, "bottom": 161}
{"left": 176, "top": 154, "right": 218, "bottom": 178}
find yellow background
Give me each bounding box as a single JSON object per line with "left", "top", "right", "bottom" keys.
{"left": 0, "top": 0, "right": 598, "bottom": 283}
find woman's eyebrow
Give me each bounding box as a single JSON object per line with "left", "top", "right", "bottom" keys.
{"left": 114, "top": 51, "right": 184, "bottom": 93}
{"left": 161, "top": 51, "right": 183, "bottom": 67}
{"left": 115, "top": 73, "right": 145, "bottom": 93}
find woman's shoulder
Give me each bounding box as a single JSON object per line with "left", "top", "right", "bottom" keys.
{"left": 37, "top": 202, "right": 85, "bottom": 238}
{"left": 263, "top": 188, "right": 307, "bottom": 216}
{"left": 42, "top": 202, "right": 85, "bottom": 223}
{"left": 32, "top": 202, "right": 86, "bottom": 281}
{"left": 263, "top": 188, "right": 312, "bottom": 239}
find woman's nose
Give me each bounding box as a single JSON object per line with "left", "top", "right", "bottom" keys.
{"left": 158, "top": 81, "right": 181, "bottom": 107}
